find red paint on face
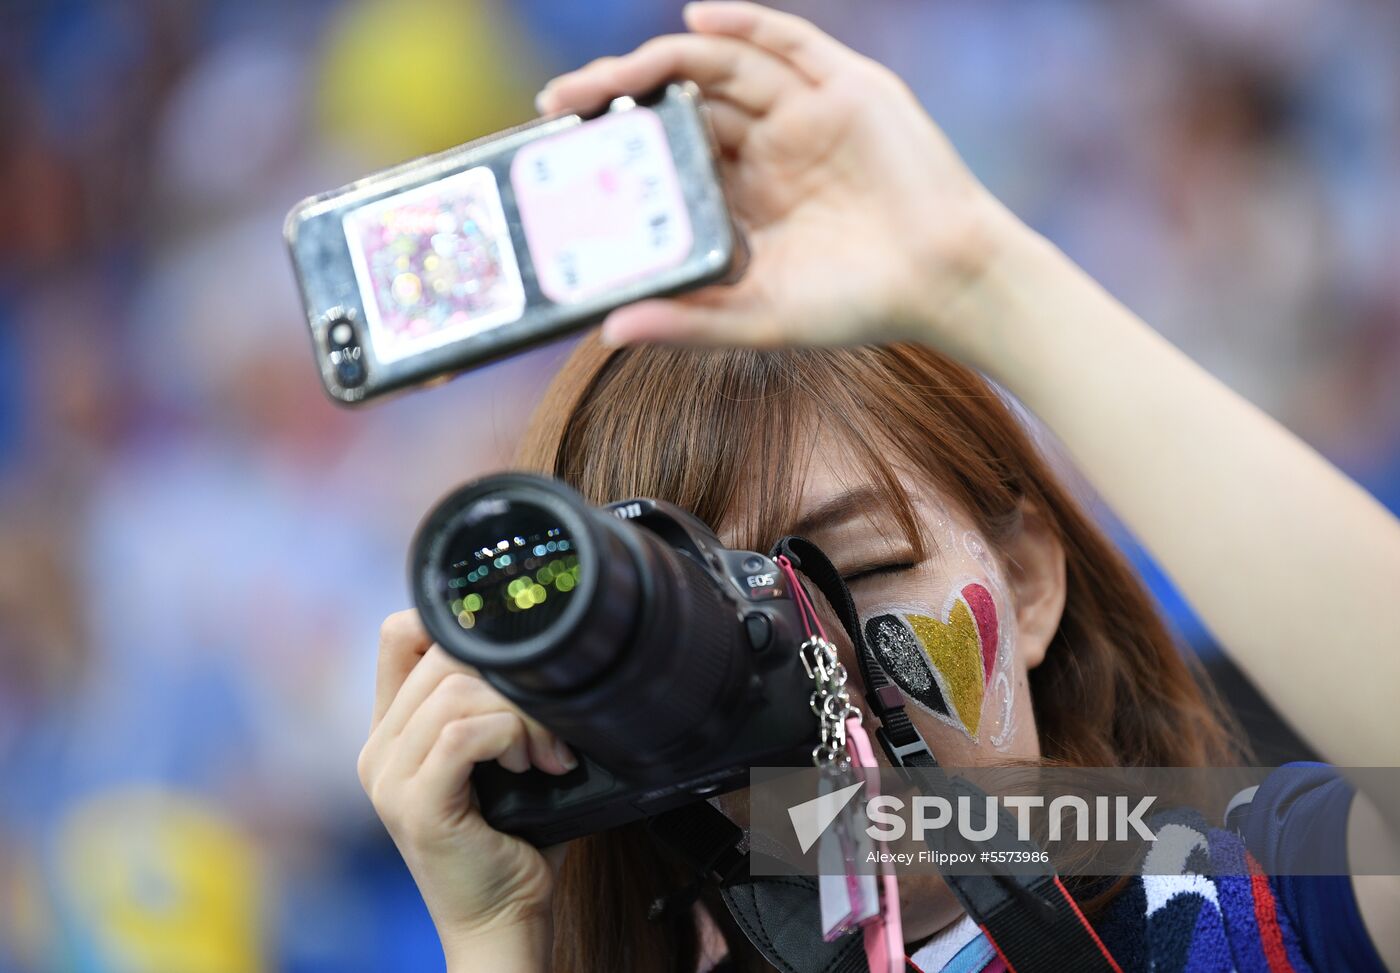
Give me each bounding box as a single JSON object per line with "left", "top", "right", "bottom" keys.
{"left": 961, "top": 582, "right": 998, "bottom": 683}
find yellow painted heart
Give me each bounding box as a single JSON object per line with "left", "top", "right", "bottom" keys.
{"left": 866, "top": 582, "right": 999, "bottom": 739}
{"left": 906, "top": 601, "right": 985, "bottom": 737}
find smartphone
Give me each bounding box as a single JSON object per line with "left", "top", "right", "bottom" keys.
{"left": 284, "top": 82, "right": 743, "bottom": 405}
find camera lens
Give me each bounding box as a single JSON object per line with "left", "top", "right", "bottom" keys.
{"left": 325, "top": 314, "right": 367, "bottom": 388}
{"left": 335, "top": 355, "right": 366, "bottom": 387}
{"left": 435, "top": 497, "right": 581, "bottom": 644}
{"left": 413, "top": 475, "right": 620, "bottom": 692}
{"left": 411, "top": 473, "right": 752, "bottom": 779}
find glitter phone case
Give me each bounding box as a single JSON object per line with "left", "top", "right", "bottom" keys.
{"left": 285, "top": 82, "right": 744, "bottom": 405}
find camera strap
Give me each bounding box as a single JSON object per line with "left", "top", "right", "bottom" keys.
{"left": 770, "top": 537, "right": 935, "bottom": 771}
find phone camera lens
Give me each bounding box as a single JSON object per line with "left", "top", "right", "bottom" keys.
{"left": 324, "top": 313, "right": 366, "bottom": 389}
{"left": 336, "top": 355, "right": 366, "bottom": 388}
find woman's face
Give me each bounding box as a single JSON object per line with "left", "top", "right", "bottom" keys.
{"left": 717, "top": 429, "right": 1065, "bottom": 940}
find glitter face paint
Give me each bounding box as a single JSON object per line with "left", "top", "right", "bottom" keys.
{"left": 865, "top": 581, "right": 1001, "bottom": 740}
{"left": 961, "top": 529, "right": 1018, "bottom": 750}
{"left": 988, "top": 670, "right": 1015, "bottom": 748}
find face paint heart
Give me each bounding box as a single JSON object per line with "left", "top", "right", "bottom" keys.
{"left": 864, "top": 613, "right": 953, "bottom": 721}
{"left": 961, "top": 582, "right": 999, "bottom": 685}
{"left": 864, "top": 582, "right": 999, "bottom": 739}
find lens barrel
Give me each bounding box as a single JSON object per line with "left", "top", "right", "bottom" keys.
{"left": 411, "top": 474, "right": 753, "bottom": 780}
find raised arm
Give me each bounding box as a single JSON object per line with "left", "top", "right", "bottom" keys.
{"left": 540, "top": 1, "right": 1400, "bottom": 772}
{"left": 947, "top": 214, "right": 1400, "bottom": 770}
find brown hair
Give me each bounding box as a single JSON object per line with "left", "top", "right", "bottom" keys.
{"left": 517, "top": 337, "right": 1241, "bottom": 972}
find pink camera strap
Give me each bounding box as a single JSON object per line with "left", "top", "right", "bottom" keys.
{"left": 777, "top": 555, "right": 904, "bottom": 973}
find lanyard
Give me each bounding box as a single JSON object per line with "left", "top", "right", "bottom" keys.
{"left": 779, "top": 553, "right": 903, "bottom": 973}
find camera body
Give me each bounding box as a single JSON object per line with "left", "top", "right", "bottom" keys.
{"left": 410, "top": 474, "right": 819, "bottom": 847}
{"left": 285, "top": 82, "right": 743, "bottom": 405}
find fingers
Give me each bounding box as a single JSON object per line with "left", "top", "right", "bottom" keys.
{"left": 388, "top": 672, "right": 572, "bottom": 780}
{"left": 684, "top": 1, "right": 850, "bottom": 84}
{"left": 394, "top": 700, "right": 534, "bottom": 784}
{"left": 373, "top": 610, "right": 433, "bottom": 730}
{"left": 539, "top": 33, "right": 802, "bottom": 119}
{"left": 414, "top": 712, "right": 527, "bottom": 810}
{"left": 703, "top": 100, "right": 753, "bottom": 155}
{"left": 377, "top": 649, "right": 573, "bottom": 772}
{"left": 388, "top": 675, "right": 524, "bottom": 777}
{"left": 362, "top": 645, "right": 576, "bottom": 795}
{"left": 373, "top": 644, "right": 467, "bottom": 742}
{"left": 600, "top": 288, "right": 784, "bottom": 349}
{"left": 535, "top": 55, "right": 618, "bottom": 114}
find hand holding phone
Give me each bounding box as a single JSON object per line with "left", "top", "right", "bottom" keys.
{"left": 285, "top": 82, "right": 743, "bottom": 404}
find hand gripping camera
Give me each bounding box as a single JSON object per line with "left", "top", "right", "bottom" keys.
{"left": 410, "top": 473, "right": 820, "bottom": 846}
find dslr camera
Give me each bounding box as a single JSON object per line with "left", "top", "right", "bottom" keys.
{"left": 411, "top": 473, "right": 819, "bottom": 846}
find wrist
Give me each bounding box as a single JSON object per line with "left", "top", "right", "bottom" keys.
{"left": 441, "top": 918, "right": 552, "bottom": 973}
{"left": 907, "top": 192, "right": 1056, "bottom": 377}
{"left": 915, "top": 191, "right": 1162, "bottom": 416}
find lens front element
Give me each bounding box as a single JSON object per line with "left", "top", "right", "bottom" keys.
{"left": 438, "top": 497, "right": 581, "bottom": 644}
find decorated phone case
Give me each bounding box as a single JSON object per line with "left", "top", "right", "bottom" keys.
{"left": 285, "top": 82, "right": 743, "bottom": 405}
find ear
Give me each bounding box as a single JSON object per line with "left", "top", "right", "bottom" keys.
{"left": 1001, "top": 501, "right": 1066, "bottom": 670}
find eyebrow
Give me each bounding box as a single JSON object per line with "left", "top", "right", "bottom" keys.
{"left": 790, "top": 485, "right": 890, "bottom": 537}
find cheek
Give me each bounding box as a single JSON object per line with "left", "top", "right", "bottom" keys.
{"left": 860, "top": 552, "right": 1021, "bottom": 750}
{"left": 864, "top": 586, "right": 995, "bottom": 738}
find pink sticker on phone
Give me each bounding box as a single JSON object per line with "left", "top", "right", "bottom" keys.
{"left": 343, "top": 166, "right": 526, "bottom": 364}
{"left": 511, "top": 107, "right": 694, "bottom": 304}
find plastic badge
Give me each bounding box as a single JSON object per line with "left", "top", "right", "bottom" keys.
{"left": 817, "top": 765, "right": 880, "bottom": 939}
{"left": 802, "top": 636, "right": 877, "bottom": 941}
{"left": 847, "top": 715, "right": 903, "bottom": 973}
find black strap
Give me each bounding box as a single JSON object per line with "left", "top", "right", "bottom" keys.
{"left": 770, "top": 536, "right": 935, "bottom": 769}
{"left": 919, "top": 776, "right": 1122, "bottom": 973}
{"left": 646, "top": 801, "right": 749, "bottom": 920}
{"left": 648, "top": 800, "right": 748, "bottom": 886}
{"left": 973, "top": 875, "right": 1120, "bottom": 973}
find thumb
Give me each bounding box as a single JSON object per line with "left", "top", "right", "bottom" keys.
{"left": 600, "top": 294, "right": 780, "bottom": 348}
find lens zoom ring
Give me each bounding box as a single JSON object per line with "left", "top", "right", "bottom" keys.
{"left": 588, "top": 547, "right": 747, "bottom": 769}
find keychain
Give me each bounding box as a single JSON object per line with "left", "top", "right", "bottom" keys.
{"left": 805, "top": 637, "right": 879, "bottom": 939}
{"left": 779, "top": 556, "right": 903, "bottom": 973}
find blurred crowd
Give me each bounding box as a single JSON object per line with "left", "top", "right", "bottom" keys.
{"left": 0, "top": 1, "right": 1396, "bottom": 971}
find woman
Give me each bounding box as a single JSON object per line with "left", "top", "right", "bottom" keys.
{"left": 356, "top": 4, "right": 1400, "bottom": 970}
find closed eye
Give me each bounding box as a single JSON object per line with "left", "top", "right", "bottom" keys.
{"left": 841, "top": 561, "right": 917, "bottom": 585}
